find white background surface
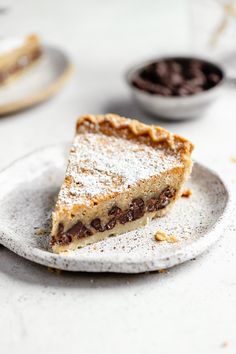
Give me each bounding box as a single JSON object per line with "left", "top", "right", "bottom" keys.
{"left": 0, "top": 1, "right": 236, "bottom": 353}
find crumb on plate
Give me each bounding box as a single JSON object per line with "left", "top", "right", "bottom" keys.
{"left": 155, "top": 230, "right": 168, "bottom": 241}
{"left": 34, "top": 227, "right": 47, "bottom": 236}
{"left": 181, "top": 189, "right": 192, "bottom": 198}
{"left": 158, "top": 269, "right": 167, "bottom": 273}
{"left": 47, "top": 267, "right": 62, "bottom": 274}
{"left": 154, "top": 230, "right": 179, "bottom": 243}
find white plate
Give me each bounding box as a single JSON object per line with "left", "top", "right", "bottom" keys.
{"left": 0, "top": 45, "right": 74, "bottom": 115}
{"left": 0, "top": 144, "right": 230, "bottom": 273}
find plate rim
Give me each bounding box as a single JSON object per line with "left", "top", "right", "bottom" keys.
{"left": 0, "top": 44, "right": 74, "bottom": 115}
{"left": 0, "top": 143, "right": 232, "bottom": 273}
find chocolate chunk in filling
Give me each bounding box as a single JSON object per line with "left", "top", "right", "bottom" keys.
{"left": 57, "top": 233, "right": 72, "bottom": 245}
{"left": 131, "top": 198, "right": 144, "bottom": 208}
{"left": 66, "top": 221, "right": 84, "bottom": 237}
{"left": 55, "top": 187, "right": 176, "bottom": 245}
{"left": 163, "top": 187, "right": 175, "bottom": 199}
{"left": 64, "top": 221, "right": 92, "bottom": 239}
{"left": 119, "top": 210, "right": 134, "bottom": 224}
{"left": 91, "top": 218, "right": 104, "bottom": 232}
{"left": 54, "top": 224, "right": 72, "bottom": 245}
{"left": 157, "top": 187, "right": 175, "bottom": 209}
{"left": 105, "top": 218, "right": 116, "bottom": 230}
{"left": 130, "top": 198, "right": 145, "bottom": 220}
{"left": 108, "top": 205, "right": 122, "bottom": 217}
{"left": 57, "top": 222, "right": 64, "bottom": 236}
{"left": 146, "top": 197, "right": 158, "bottom": 212}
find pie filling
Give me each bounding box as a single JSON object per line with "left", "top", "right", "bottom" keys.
{"left": 0, "top": 48, "right": 42, "bottom": 84}
{"left": 52, "top": 186, "right": 176, "bottom": 246}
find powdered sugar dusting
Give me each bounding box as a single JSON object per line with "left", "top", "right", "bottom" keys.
{"left": 57, "top": 133, "right": 183, "bottom": 207}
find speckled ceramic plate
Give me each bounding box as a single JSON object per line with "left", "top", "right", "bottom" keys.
{"left": 0, "top": 45, "right": 74, "bottom": 115}
{"left": 0, "top": 144, "right": 230, "bottom": 273}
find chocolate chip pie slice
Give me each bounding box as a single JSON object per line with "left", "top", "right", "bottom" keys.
{"left": 0, "top": 34, "right": 42, "bottom": 86}
{"left": 51, "top": 114, "right": 194, "bottom": 253}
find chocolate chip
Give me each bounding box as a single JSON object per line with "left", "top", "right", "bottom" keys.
{"left": 163, "top": 187, "right": 175, "bottom": 199}
{"left": 131, "top": 198, "right": 144, "bottom": 208}
{"left": 155, "top": 62, "right": 168, "bottom": 77}
{"left": 91, "top": 218, "right": 104, "bottom": 231}
{"left": 194, "top": 86, "right": 203, "bottom": 93}
{"left": 51, "top": 236, "right": 56, "bottom": 245}
{"left": 170, "top": 73, "right": 183, "bottom": 85}
{"left": 170, "top": 62, "right": 182, "bottom": 74}
{"left": 208, "top": 73, "right": 220, "bottom": 84}
{"left": 157, "top": 187, "right": 175, "bottom": 209}
{"left": 158, "top": 86, "right": 172, "bottom": 96}
{"left": 133, "top": 208, "right": 144, "bottom": 220}
{"left": 59, "top": 234, "right": 72, "bottom": 245}
{"left": 119, "top": 210, "right": 133, "bottom": 224}
{"left": 66, "top": 221, "right": 84, "bottom": 237}
{"left": 131, "top": 198, "right": 145, "bottom": 220}
{"left": 145, "top": 187, "right": 176, "bottom": 212}
{"left": 146, "top": 198, "right": 158, "bottom": 212}
{"left": 189, "top": 59, "right": 203, "bottom": 71}
{"left": 65, "top": 221, "right": 92, "bottom": 239}
{"left": 177, "top": 86, "right": 190, "bottom": 96}
{"left": 83, "top": 227, "right": 92, "bottom": 237}
{"left": 188, "top": 73, "right": 206, "bottom": 87}
{"left": 108, "top": 205, "right": 122, "bottom": 217}
{"left": 54, "top": 223, "right": 72, "bottom": 246}
{"left": 132, "top": 57, "right": 222, "bottom": 97}
{"left": 105, "top": 218, "right": 116, "bottom": 230}
{"left": 157, "top": 196, "right": 169, "bottom": 209}
{"left": 57, "top": 223, "right": 64, "bottom": 235}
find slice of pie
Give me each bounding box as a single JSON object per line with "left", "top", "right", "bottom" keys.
{"left": 51, "top": 114, "right": 194, "bottom": 253}
{"left": 0, "top": 34, "right": 42, "bottom": 86}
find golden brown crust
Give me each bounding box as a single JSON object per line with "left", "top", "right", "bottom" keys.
{"left": 76, "top": 114, "right": 194, "bottom": 158}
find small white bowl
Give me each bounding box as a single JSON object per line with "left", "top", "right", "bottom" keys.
{"left": 126, "top": 56, "right": 225, "bottom": 121}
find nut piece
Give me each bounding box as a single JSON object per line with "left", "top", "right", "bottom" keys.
{"left": 168, "top": 235, "right": 179, "bottom": 243}
{"left": 154, "top": 230, "right": 178, "bottom": 243}
{"left": 155, "top": 230, "right": 168, "bottom": 241}
{"left": 47, "top": 267, "right": 62, "bottom": 274}
{"left": 34, "top": 227, "right": 47, "bottom": 236}
{"left": 181, "top": 189, "right": 193, "bottom": 198}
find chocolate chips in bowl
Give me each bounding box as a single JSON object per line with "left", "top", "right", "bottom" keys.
{"left": 126, "top": 57, "right": 225, "bottom": 120}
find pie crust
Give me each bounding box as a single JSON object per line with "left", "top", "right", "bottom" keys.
{"left": 51, "top": 114, "right": 194, "bottom": 253}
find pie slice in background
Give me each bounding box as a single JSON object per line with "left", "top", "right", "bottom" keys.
{"left": 0, "top": 34, "right": 42, "bottom": 86}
